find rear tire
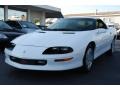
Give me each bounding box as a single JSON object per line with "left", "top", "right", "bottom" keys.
{"left": 82, "top": 45, "right": 94, "bottom": 72}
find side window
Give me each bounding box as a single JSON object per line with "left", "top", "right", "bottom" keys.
{"left": 96, "top": 20, "right": 107, "bottom": 29}
{"left": 0, "top": 21, "right": 12, "bottom": 30}
{"left": 77, "top": 19, "right": 95, "bottom": 30}
{"left": 6, "top": 21, "right": 22, "bottom": 29}
{"left": 85, "top": 20, "right": 96, "bottom": 30}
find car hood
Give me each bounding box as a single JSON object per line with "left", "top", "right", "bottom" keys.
{"left": 22, "top": 28, "right": 41, "bottom": 33}
{"left": 12, "top": 31, "right": 90, "bottom": 47}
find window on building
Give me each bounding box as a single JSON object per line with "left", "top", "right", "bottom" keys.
{"left": 8, "top": 9, "right": 27, "bottom": 21}
{"left": 0, "top": 7, "right": 4, "bottom": 20}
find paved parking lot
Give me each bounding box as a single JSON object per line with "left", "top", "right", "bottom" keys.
{"left": 0, "top": 40, "right": 120, "bottom": 85}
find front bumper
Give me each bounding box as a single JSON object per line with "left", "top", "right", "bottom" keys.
{"left": 5, "top": 48, "right": 83, "bottom": 71}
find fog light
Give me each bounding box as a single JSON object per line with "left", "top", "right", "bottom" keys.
{"left": 37, "top": 60, "right": 47, "bottom": 65}
{"left": 55, "top": 57, "right": 73, "bottom": 62}
{"left": 10, "top": 56, "right": 16, "bottom": 60}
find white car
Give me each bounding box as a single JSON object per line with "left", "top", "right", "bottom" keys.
{"left": 107, "top": 22, "right": 120, "bottom": 38}
{"left": 5, "top": 18, "right": 117, "bottom": 72}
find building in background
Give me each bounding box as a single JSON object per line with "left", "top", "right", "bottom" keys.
{"left": 65, "top": 11, "right": 120, "bottom": 26}
{"left": 0, "top": 5, "right": 63, "bottom": 25}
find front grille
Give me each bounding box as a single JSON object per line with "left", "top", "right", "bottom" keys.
{"left": 10, "top": 56, "right": 47, "bottom": 65}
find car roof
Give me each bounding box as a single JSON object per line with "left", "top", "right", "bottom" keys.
{"left": 64, "top": 16, "right": 99, "bottom": 20}
{"left": 6, "top": 20, "right": 32, "bottom": 23}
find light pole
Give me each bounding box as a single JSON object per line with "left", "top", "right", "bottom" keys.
{"left": 95, "top": 9, "right": 98, "bottom": 15}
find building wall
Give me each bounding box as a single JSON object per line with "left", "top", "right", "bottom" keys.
{"left": 1, "top": 5, "right": 62, "bottom": 25}
{"left": 113, "top": 17, "right": 120, "bottom": 24}
{"left": 30, "top": 10, "right": 45, "bottom": 25}
{"left": 0, "top": 6, "right": 46, "bottom": 25}
{"left": 0, "top": 7, "right": 4, "bottom": 20}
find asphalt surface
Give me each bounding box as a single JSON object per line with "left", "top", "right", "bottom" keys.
{"left": 0, "top": 40, "right": 120, "bottom": 85}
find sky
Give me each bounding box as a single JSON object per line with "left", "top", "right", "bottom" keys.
{"left": 24, "top": 0, "right": 120, "bottom": 15}
{"left": 59, "top": 5, "right": 120, "bottom": 15}
{"left": 0, "top": 0, "right": 120, "bottom": 18}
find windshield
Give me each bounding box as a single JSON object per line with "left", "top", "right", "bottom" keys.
{"left": 0, "top": 21, "right": 12, "bottom": 29}
{"left": 47, "top": 18, "right": 96, "bottom": 31}
{"left": 20, "top": 21, "right": 39, "bottom": 29}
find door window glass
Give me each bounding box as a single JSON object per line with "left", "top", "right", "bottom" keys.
{"left": 96, "top": 19, "right": 107, "bottom": 29}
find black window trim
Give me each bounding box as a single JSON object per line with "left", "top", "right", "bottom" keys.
{"left": 96, "top": 19, "right": 108, "bottom": 29}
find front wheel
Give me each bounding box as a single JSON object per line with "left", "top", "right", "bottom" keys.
{"left": 108, "top": 39, "right": 116, "bottom": 55}
{"left": 83, "top": 46, "right": 94, "bottom": 72}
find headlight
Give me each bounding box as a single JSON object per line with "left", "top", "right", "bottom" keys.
{"left": 0, "top": 34, "right": 8, "bottom": 39}
{"left": 43, "top": 47, "right": 73, "bottom": 54}
{"left": 6, "top": 42, "right": 15, "bottom": 50}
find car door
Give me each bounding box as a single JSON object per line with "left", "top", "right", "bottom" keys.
{"left": 99, "top": 20, "right": 112, "bottom": 49}
{"left": 95, "top": 19, "right": 108, "bottom": 55}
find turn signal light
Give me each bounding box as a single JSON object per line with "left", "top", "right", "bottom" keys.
{"left": 55, "top": 57, "right": 73, "bottom": 62}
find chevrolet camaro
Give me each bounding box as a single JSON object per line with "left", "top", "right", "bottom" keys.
{"left": 5, "top": 18, "right": 116, "bottom": 72}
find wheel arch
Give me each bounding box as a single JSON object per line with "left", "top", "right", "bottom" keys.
{"left": 83, "top": 41, "right": 96, "bottom": 61}
{"left": 87, "top": 41, "right": 96, "bottom": 50}
{"left": 82, "top": 41, "right": 96, "bottom": 72}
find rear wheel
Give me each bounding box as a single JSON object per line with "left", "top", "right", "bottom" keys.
{"left": 83, "top": 45, "right": 94, "bottom": 72}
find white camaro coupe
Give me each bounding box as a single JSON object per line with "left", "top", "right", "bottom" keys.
{"left": 5, "top": 18, "right": 116, "bottom": 72}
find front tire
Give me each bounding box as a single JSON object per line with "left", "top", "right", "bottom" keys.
{"left": 83, "top": 45, "right": 94, "bottom": 72}
{"left": 108, "top": 39, "right": 116, "bottom": 55}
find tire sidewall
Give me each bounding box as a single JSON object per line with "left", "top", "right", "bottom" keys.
{"left": 111, "top": 39, "right": 115, "bottom": 53}
{"left": 83, "top": 45, "right": 94, "bottom": 72}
